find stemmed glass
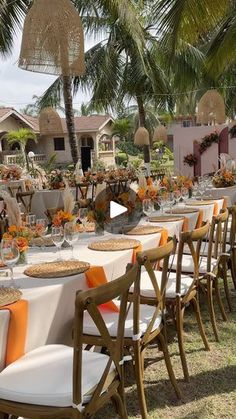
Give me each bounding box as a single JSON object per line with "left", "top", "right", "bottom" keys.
{"left": 51, "top": 226, "right": 64, "bottom": 261}
{"left": 64, "top": 222, "right": 79, "bottom": 259}
{"left": 181, "top": 187, "right": 189, "bottom": 204}
{"left": 157, "top": 190, "right": 168, "bottom": 213}
{"left": 167, "top": 192, "right": 175, "bottom": 213}
{"left": 36, "top": 219, "right": 48, "bottom": 248}
{"left": 1, "top": 238, "right": 20, "bottom": 286}
{"left": 78, "top": 208, "right": 88, "bottom": 231}
{"left": 25, "top": 214, "right": 36, "bottom": 229}
{"left": 142, "top": 199, "right": 154, "bottom": 222}
{"left": 174, "top": 189, "right": 181, "bottom": 206}
{"left": 191, "top": 182, "right": 198, "bottom": 199}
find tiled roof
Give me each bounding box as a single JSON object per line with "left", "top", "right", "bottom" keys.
{"left": 0, "top": 107, "right": 113, "bottom": 134}
{"left": 61, "top": 115, "right": 113, "bottom": 132}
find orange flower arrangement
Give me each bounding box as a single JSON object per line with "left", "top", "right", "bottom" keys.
{"left": 3, "top": 225, "right": 31, "bottom": 252}
{"left": 52, "top": 210, "right": 74, "bottom": 227}
{"left": 212, "top": 169, "right": 235, "bottom": 188}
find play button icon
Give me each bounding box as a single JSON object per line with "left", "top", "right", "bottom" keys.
{"left": 110, "top": 201, "right": 128, "bottom": 219}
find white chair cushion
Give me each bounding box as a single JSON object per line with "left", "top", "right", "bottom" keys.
{"left": 183, "top": 242, "right": 230, "bottom": 256}
{"left": 169, "top": 254, "right": 217, "bottom": 274}
{"left": 0, "top": 345, "right": 115, "bottom": 407}
{"left": 83, "top": 302, "right": 162, "bottom": 338}
{"left": 138, "top": 270, "right": 194, "bottom": 299}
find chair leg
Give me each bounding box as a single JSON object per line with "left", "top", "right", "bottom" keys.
{"left": 214, "top": 277, "right": 228, "bottom": 321}
{"left": 157, "top": 331, "right": 182, "bottom": 399}
{"left": 222, "top": 268, "right": 232, "bottom": 312}
{"left": 111, "top": 392, "right": 128, "bottom": 419}
{"left": 206, "top": 276, "right": 219, "bottom": 342}
{"left": 191, "top": 296, "right": 210, "bottom": 351}
{"left": 228, "top": 256, "right": 236, "bottom": 289}
{"left": 176, "top": 296, "right": 190, "bottom": 382}
{"left": 133, "top": 342, "right": 148, "bottom": 419}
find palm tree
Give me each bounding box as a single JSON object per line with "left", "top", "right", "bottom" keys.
{"left": 6, "top": 128, "right": 37, "bottom": 169}
{"left": 0, "top": 0, "right": 29, "bottom": 57}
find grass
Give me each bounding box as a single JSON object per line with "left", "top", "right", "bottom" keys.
{"left": 96, "top": 277, "right": 236, "bottom": 418}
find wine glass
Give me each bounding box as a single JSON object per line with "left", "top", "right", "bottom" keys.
{"left": 142, "top": 199, "right": 154, "bottom": 222}
{"left": 64, "top": 222, "right": 79, "bottom": 259}
{"left": 174, "top": 189, "right": 181, "bottom": 206}
{"left": 1, "top": 238, "right": 20, "bottom": 286}
{"left": 36, "top": 219, "right": 48, "bottom": 248}
{"left": 157, "top": 190, "right": 168, "bottom": 213}
{"left": 181, "top": 187, "right": 189, "bottom": 204}
{"left": 191, "top": 183, "right": 198, "bottom": 199}
{"left": 167, "top": 192, "right": 175, "bottom": 213}
{"left": 78, "top": 208, "right": 88, "bottom": 231}
{"left": 25, "top": 214, "right": 36, "bottom": 229}
{"left": 51, "top": 226, "right": 64, "bottom": 261}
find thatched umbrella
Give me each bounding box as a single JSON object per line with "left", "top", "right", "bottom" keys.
{"left": 197, "top": 89, "right": 226, "bottom": 125}
{"left": 19, "top": 0, "right": 85, "bottom": 163}
{"left": 39, "top": 107, "right": 63, "bottom": 135}
{"left": 153, "top": 125, "right": 168, "bottom": 143}
{"left": 134, "top": 127, "right": 150, "bottom": 146}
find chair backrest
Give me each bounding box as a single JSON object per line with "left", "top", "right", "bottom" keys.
{"left": 228, "top": 205, "right": 236, "bottom": 248}
{"left": 176, "top": 222, "right": 210, "bottom": 294}
{"left": 8, "top": 184, "right": 22, "bottom": 197}
{"left": 73, "top": 263, "right": 139, "bottom": 413}
{"left": 206, "top": 208, "right": 229, "bottom": 271}
{"left": 16, "top": 190, "right": 34, "bottom": 214}
{"left": 76, "top": 182, "right": 90, "bottom": 201}
{"left": 134, "top": 239, "right": 174, "bottom": 345}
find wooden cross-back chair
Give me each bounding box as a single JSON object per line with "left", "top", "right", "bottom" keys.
{"left": 106, "top": 180, "right": 119, "bottom": 197}
{"left": 16, "top": 190, "right": 34, "bottom": 215}
{"left": 156, "top": 223, "right": 211, "bottom": 382}
{"left": 75, "top": 182, "right": 90, "bottom": 201}
{"left": 7, "top": 184, "right": 22, "bottom": 197}
{"left": 0, "top": 264, "right": 139, "bottom": 419}
{"left": 82, "top": 240, "right": 181, "bottom": 419}
{"left": 179, "top": 209, "right": 230, "bottom": 342}
{"left": 226, "top": 205, "right": 236, "bottom": 290}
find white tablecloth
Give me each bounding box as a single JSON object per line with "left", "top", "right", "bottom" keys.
{"left": 31, "top": 188, "right": 76, "bottom": 219}
{"left": 0, "top": 226, "right": 167, "bottom": 371}
{"left": 205, "top": 185, "right": 236, "bottom": 206}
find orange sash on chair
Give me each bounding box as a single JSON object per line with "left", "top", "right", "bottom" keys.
{"left": 132, "top": 244, "right": 142, "bottom": 263}
{"left": 159, "top": 228, "right": 168, "bottom": 246}
{"left": 85, "top": 266, "right": 119, "bottom": 312}
{"left": 195, "top": 210, "right": 203, "bottom": 228}
{"left": 213, "top": 202, "right": 219, "bottom": 216}
{"left": 0, "top": 300, "right": 28, "bottom": 366}
{"left": 182, "top": 217, "right": 189, "bottom": 232}
{"left": 222, "top": 197, "right": 228, "bottom": 209}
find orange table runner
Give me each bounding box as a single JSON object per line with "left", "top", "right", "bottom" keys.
{"left": 0, "top": 299, "right": 28, "bottom": 366}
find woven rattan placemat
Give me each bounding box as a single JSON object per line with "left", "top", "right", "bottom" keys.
{"left": 88, "top": 238, "right": 140, "bottom": 251}
{"left": 24, "top": 261, "right": 90, "bottom": 278}
{"left": 0, "top": 287, "right": 22, "bottom": 307}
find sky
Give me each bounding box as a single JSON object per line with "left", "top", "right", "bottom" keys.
{"left": 0, "top": 28, "right": 89, "bottom": 113}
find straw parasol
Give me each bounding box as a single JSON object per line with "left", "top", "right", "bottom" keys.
{"left": 197, "top": 89, "right": 226, "bottom": 125}
{"left": 153, "top": 125, "right": 168, "bottom": 143}
{"left": 19, "top": 0, "right": 85, "bottom": 76}
{"left": 134, "top": 127, "right": 150, "bottom": 146}
{"left": 39, "top": 108, "right": 63, "bottom": 135}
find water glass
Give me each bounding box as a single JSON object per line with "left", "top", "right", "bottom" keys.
{"left": 36, "top": 219, "right": 48, "bottom": 248}
{"left": 51, "top": 226, "right": 64, "bottom": 260}
{"left": 25, "top": 214, "right": 36, "bottom": 229}
{"left": 142, "top": 199, "right": 154, "bottom": 221}
{"left": 64, "top": 222, "right": 79, "bottom": 259}
{"left": 1, "top": 238, "right": 20, "bottom": 286}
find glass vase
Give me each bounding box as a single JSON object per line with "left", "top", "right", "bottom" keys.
{"left": 95, "top": 221, "right": 105, "bottom": 236}
{"left": 17, "top": 250, "right": 28, "bottom": 265}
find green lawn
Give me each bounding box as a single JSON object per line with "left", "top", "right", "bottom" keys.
{"left": 96, "top": 277, "right": 236, "bottom": 418}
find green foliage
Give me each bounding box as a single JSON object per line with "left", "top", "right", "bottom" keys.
{"left": 129, "top": 158, "right": 143, "bottom": 170}
{"left": 92, "top": 159, "right": 106, "bottom": 172}
{"left": 42, "top": 153, "right": 57, "bottom": 173}
{"left": 115, "top": 152, "right": 128, "bottom": 167}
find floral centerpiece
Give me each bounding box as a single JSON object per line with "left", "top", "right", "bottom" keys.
{"left": 175, "top": 175, "right": 193, "bottom": 191}
{"left": 3, "top": 225, "right": 31, "bottom": 264}
{"left": 212, "top": 169, "right": 236, "bottom": 188}
{"left": 183, "top": 153, "right": 198, "bottom": 167}
{"left": 48, "top": 169, "right": 65, "bottom": 189}
{"left": 137, "top": 176, "right": 159, "bottom": 202}
{"left": 87, "top": 199, "right": 109, "bottom": 235}
{"left": 52, "top": 210, "right": 74, "bottom": 227}
{"left": 0, "top": 164, "right": 22, "bottom": 181}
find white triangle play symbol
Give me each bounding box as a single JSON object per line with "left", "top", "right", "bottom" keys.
{"left": 110, "top": 201, "right": 127, "bottom": 219}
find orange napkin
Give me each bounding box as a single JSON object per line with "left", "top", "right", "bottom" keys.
{"left": 182, "top": 217, "right": 189, "bottom": 232}
{"left": 132, "top": 244, "right": 142, "bottom": 263}
{"left": 159, "top": 228, "right": 168, "bottom": 246}
{"left": 195, "top": 209, "right": 203, "bottom": 228}
{"left": 85, "top": 266, "right": 119, "bottom": 312}
{"left": 0, "top": 300, "right": 28, "bottom": 366}
{"left": 222, "top": 198, "right": 228, "bottom": 209}
{"left": 213, "top": 202, "right": 218, "bottom": 216}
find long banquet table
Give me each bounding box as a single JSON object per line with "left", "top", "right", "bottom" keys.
{"left": 0, "top": 198, "right": 222, "bottom": 372}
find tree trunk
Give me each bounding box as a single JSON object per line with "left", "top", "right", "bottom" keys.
{"left": 62, "top": 76, "right": 78, "bottom": 164}
{"left": 136, "top": 95, "right": 150, "bottom": 163}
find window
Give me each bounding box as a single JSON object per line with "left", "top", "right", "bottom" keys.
{"left": 54, "top": 137, "right": 65, "bottom": 151}
{"left": 80, "top": 136, "right": 94, "bottom": 149}
{"left": 182, "top": 120, "right": 192, "bottom": 128}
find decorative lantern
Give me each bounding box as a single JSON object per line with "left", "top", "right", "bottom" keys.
{"left": 19, "top": 0, "right": 85, "bottom": 76}
{"left": 197, "top": 89, "right": 226, "bottom": 125}
{"left": 153, "top": 125, "right": 168, "bottom": 143}
{"left": 39, "top": 107, "right": 63, "bottom": 135}
{"left": 134, "top": 127, "right": 150, "bottom": 146}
